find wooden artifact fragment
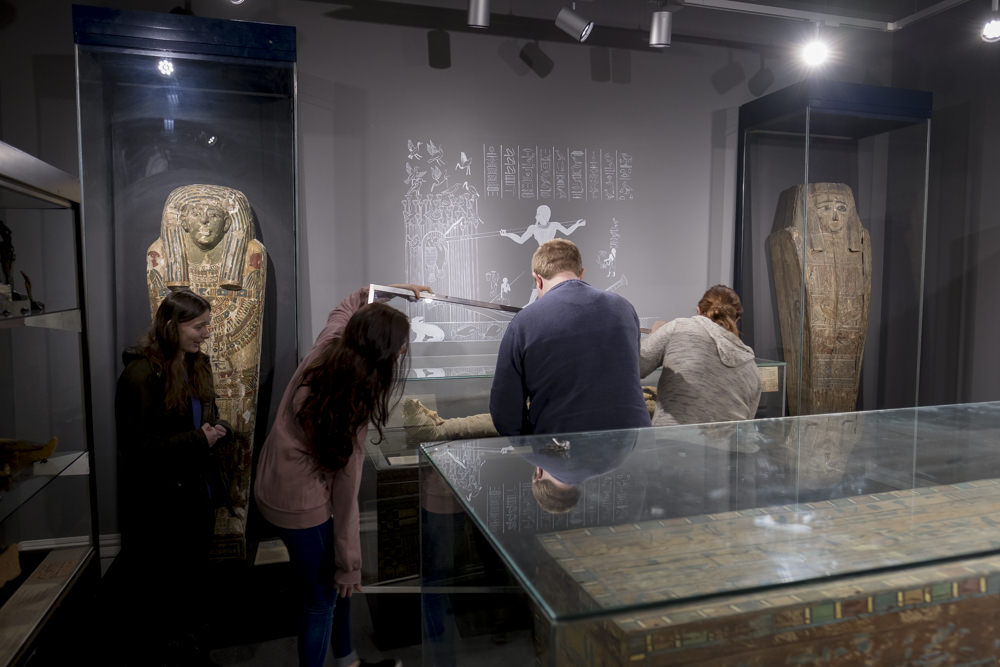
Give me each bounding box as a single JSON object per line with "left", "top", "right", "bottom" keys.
{"left": 768, "top": 183, "right": 871, "bottom": 416}
{"left": 0, "top": 437, "right": 57, "bottom": 484}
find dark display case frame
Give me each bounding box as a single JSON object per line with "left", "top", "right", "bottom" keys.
{"left": 734, "top": 79, "right": 932, "bottom": 416}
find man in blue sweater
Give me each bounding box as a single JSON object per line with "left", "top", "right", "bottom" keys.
{"left": 489, "top": 238, "right": 651, "bottom": 436}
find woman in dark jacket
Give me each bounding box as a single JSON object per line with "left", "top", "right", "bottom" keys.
{"left": 113, "top": 289, "right": 231, "bottom": 666}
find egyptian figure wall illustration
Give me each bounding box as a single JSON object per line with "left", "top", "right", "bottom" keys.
{"left": 146, "top": 184, "right": 266, "bottom": 555}
{"left": 768, "top": 183, "right": 871, "bottom": 416}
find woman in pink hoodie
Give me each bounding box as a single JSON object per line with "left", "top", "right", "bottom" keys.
{"left": 254, "top": 283, "right": 428, "bottom": 667}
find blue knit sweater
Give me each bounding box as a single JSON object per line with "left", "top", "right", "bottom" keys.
{"left": 490, "top": 279, "right": 651, "bottom": 436}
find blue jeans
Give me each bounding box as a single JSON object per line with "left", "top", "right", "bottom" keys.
{"left": 280, "top": 520, "right": 358, "bottom": 667}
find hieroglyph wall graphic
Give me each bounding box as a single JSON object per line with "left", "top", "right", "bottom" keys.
{"left": 769, "top": 183, "right": 871, "bottom": 416}
{"left": 146, "top": 184, "right": 266, "bottom": 552}
{"left": 403, "top": 139, "right": 635, "bottom": 343}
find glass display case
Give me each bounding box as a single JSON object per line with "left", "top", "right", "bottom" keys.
{"left": 422, "top": 401, "right": 1000, "bottom": 665}
{"left": 0, "top": 142, "right": 97, "bottom": 665}
{"left": 734, "top": 79, "right": 932, "bottom": 417}
{"left": 74, "top": 5, "right": 297, "bottom": 560}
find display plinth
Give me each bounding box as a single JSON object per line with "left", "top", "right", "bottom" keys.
{"left": 422, "top": 402, "right": 1000, "bottom": 665}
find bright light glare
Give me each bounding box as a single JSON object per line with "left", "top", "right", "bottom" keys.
{"left": 801, "top": 40, "right": 829, "bottom": 67}
{"left": 423, "top": 298, "right": 434, "bottom": 304}
{"left": 157, "top": 59, "right": 174, "bottom": 76}
{"left": 983, "top": 17, "right": 1000, "bottom": 42}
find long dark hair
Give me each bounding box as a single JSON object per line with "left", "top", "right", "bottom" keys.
{"left": 139, "top": 289, "right": 215, "bottom": 414}
{"left": 297, "top": 303, "right": 411, "bottom": 472}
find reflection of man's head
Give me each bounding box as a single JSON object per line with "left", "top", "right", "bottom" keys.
{"left": 181, "top": 200, "right": 231, "bottom": 250}
{"left": 532, "top": 468, "right": 580, "bottom": 514}
{"left": 809, "top": 192, "right": 852, "bottom": 234}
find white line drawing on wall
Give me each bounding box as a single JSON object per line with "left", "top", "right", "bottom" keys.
{"left": 411, "top": 315, "right": 446, "bottom": 342}
{"left": 405, "top": 162, "right": 427, "bottom": 197}
{"left": 403, "top": 139, "right": 637, "bottom": 343}
{"left": 499, "top": 204, "right": 586, "bottom": 305}
{"left": 606, "top": 274, "right": 629, "bottom": 294}
{"left": 598, "top": 217, "right": 621, "bottom": 278}
{"left": 456, "top": 151, "right": 471, "bottom": 175}
{"left": 408, "top": 139, "right": 423, "bottom": 160}
{"left": 486, "top": 270, "right": 500, "bottom": 300}
{"left": 404, "top": 139, "right": 509, "bottom": 343}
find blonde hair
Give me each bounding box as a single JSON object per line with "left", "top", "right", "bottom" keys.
{"left": 531, "top": 239, "right": 583, "bottom": 279}
{"left": 698, "top": 284, "right": 743, "bottom": 337}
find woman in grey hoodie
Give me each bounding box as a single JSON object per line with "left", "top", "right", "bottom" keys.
{"left": 640, "top": 285, "right": 761, "bottom": 426}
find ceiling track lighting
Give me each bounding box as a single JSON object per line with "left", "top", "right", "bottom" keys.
{"left": 467, "top": 0, "right": 489, "bottom": 29}
{"left": 983, "top": 0, "right": 1000, "bottom": 41}
{"left": 649, "top": 10, "right": 672, "bottom": 47}
{"left": 555, "top": 4, "right": 594, "bottom": 43}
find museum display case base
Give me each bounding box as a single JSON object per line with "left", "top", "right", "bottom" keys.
{"left": 535, "top": 478, "right": 1000, "bottom": 665}
{"left": 539, "top": 549, "right": 1000, "bottom": 665}
{"left": 0, "top": 546, "right": 93, "bottom": 666}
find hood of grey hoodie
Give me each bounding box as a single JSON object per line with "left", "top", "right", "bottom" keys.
{"left": 693, "top": 315, "right": 755, "bottom": 368}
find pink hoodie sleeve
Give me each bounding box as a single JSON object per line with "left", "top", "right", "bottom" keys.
{"left": 308, "top": 287, "right": 370, "bottom": 360}
{"left": 330, "top": 434, "right": 366, "bottom": 585}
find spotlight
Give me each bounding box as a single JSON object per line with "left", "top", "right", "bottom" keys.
{"left": 649, "top": 10, "right": 672, "bottom": 48}
{"left": 468, "top": 0, "right": 489, "bottom": 29}
{"left": 157, "top": 59, "right": 174, "bottom": 76}
{"left": 801, "top": 39, "right": 829, "bottom": 66}
{"left": 555, "top": 5, "right": 593, "bottom": 43}
{"left": 801, "top": 22, "right": 829, "bottom": 67}
{"left": 983, "top": 0, "right": 1000, "bottom": 41}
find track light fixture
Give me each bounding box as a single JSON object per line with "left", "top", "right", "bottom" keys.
{"left": 467, "top": 0, "right": 489, "bottom": 29}
{"left": 649, "top": 10, "right": 672, "bottom": 48}
{"left": 983, "top": 0, "right": 1000, "bottom": 41}
{"left": 555, "top": 4, "right": 594, "bottom": 43}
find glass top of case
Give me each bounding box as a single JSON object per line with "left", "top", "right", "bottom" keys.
{"left": 421, "top": 401, "right": 1000, "bottom": 622}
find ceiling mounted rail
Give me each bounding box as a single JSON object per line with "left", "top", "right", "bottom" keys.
{"left": 680, "top": 0, "right": 971, "bottom": 31}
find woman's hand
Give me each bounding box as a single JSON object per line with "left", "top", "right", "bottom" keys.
{"left": 651, "top": 320, "right": 667, "bottom": 333}
{"left": 201, "top": 423, "right": 227, "bottom": 447}
{"left": 388, "top": 283, "right": 433, "bottom": 300}
{"left": 337, "top": 582, "right": 363, "bottom": 598}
